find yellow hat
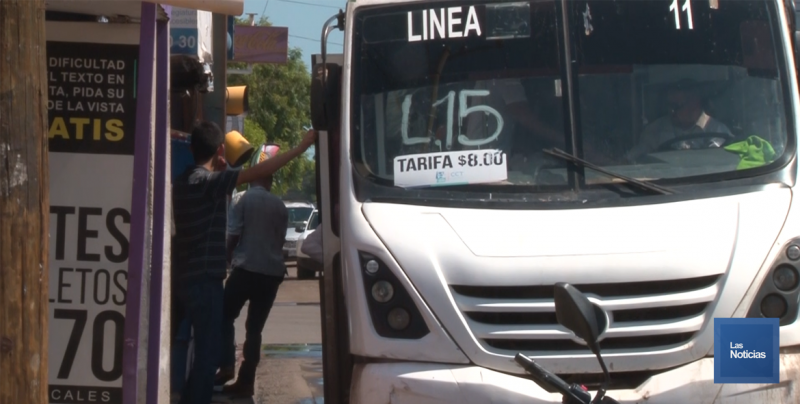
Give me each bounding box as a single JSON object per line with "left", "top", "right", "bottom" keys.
{"left": 224, "top": 130, "right": 255, "bottom": 168}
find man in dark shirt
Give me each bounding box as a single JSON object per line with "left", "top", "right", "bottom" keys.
{"left": 172, "top": 121, "right": 316, "bottom": 404}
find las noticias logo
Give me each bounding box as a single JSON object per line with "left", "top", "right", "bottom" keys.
{"left": 728, "top": 342, "right": 767, "bottom": 359}
{"left": 714, "top": 318, "right": 780, "bottom": 384}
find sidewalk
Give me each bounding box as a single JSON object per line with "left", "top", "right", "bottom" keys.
{"left": 215, "top": 264, "right": 324, "bottom": 404}
{"left": 214, "top": 344, "right": 323, "bottom": 404}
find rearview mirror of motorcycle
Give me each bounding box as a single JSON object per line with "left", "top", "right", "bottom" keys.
{"left": 554, "top": 283, "right": 612, "bottom": 400}
{"left": 553, "top": 283, "right": 606, "bottom": 353}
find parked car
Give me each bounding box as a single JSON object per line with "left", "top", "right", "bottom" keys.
{"left": 283, "top": 201, "right": 315, "bottom": 259}
{"left": 294, "top": 210, "right": 321, "bottom": 279}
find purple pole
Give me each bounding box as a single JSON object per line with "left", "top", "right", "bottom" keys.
{"left": 122, "top": 3, "right": 156, "bottom": 404}
{"left": 146, "top": 13, "right": 170, "bottom": 404}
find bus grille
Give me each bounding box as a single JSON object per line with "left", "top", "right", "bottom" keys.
{"left": 451, "top": 274, "right": 722, "bottom": 354}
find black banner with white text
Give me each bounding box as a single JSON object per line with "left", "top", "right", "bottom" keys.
{"left": 46, "top": 42, "right": 138, "bottom": 156}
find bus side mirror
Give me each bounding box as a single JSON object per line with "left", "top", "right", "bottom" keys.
{"left": 311, "top": 63, "right": 342, "bottom": 131}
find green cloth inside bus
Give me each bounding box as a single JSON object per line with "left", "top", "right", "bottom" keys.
{"left": 724, "top": 135, "right": 777, "bottom": 170}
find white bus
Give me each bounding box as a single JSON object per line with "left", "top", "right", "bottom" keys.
{"left": 311, "top": 0, "right": 800, "bottom": 402}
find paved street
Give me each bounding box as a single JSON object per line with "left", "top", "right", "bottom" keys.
{"left": 215, "top": 263, "right": 324, "bottom": 404}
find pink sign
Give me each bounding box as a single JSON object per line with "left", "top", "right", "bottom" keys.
{"left": 250, "top": 143, "right": 281, "bottom": 166}
{"left": 233, "top": 26, "right": 289, "bottom": 64}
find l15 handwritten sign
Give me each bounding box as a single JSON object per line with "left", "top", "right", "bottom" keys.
{"left": 46, "top": 41, "right": 137, "bottom": 404}
{"left": 232, "top": 26, "right": 288, "bottom": 64}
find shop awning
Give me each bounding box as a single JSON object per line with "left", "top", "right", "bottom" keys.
{"left": 148, "top": 0, "right": 243, "bottom": 15}
{"left": 46, "top": 1, "right": 144, "bottom": 18}
{"left": 45, "top": 0, "right": 243, "bottom": 17}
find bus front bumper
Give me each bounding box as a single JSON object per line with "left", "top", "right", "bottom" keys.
{"left": 351, "top": 353, "right": 800, "bottom": 404}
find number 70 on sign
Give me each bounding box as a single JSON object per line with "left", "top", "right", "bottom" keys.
{"left": 53, "top": 309, "right": 125, "bottom": 382}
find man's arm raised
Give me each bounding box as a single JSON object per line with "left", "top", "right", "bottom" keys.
{"left": 236, "top": 129, "right": 317, "bottom": 186}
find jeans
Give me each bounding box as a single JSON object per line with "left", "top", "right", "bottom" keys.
{"left": 170, "top": 317, "right": 192, "bottom": 394}
{"left": 220, "top": 268, "right": 283, "bottom": 384}
{"left": 178, "top": 275, "right": 224, "bottom": 404}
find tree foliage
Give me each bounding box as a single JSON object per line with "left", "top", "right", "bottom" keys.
{"left": 228, "top": 17, "right": 314, "bottom": 198}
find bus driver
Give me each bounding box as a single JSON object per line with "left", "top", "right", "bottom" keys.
{"left": 626, "top": 79, "right": 732, "bottom": 162}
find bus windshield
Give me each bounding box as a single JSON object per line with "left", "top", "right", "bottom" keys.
{"left": 351, "top": 0, "right": 793, "bottom": 194}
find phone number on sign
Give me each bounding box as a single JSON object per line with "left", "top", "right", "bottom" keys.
{"left": 457, "top": 151, "right": 506, "bottom": 168}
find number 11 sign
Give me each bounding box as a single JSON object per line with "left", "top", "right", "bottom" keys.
{"left": 670, "top": 0, "right": 694, "bottom": 30}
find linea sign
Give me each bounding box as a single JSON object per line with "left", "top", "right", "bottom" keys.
{"left": 46, "top": 40, "right": 138, "bottom": 404}
{"left": 714, "top": 317, "right": 780, "bottom": 384}
{"left": 170, "top": 7, "right": 213, "bottom": 63}
{"left": 231, "top": 26, "right": 288, "bottom": 64}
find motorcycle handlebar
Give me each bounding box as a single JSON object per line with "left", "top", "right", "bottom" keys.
{"left": 514, "top": 354, "right": 591, "bottom": 404}
{"left": 514, "top": 354, "right": 621, "bottom": 404}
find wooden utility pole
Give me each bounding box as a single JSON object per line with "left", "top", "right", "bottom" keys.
{"left": 0, "top": 1, "right": 50, "bottom": 404}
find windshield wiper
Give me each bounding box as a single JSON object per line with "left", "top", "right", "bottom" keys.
{"left": 543, "top": 148, "right": 675, "bottom": 195}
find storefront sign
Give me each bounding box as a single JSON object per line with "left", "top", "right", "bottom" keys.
{"left": 170, "top": 7, "right": 213, "bottom": 63}
{"left": 232, "top": 26, "right": 288, "bottom": 64}
{"left": 46, "top": 41, "right": 138, "bottom": 404}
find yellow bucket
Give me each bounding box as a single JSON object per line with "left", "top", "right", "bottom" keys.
{"left": 225, "top": 130, "right": 255, "bottom": 168}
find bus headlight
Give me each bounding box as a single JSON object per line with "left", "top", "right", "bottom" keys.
{"left": 773, "top": 265, "right": 799, "bottom": 291}
{"left": 387, "top": 308, "right": 411, "bottom": 330}
{"left": 761, "top": 294, "right": 788, "bottom": 318}
{"left": 365, "top": 259, "right": 380, "bottom": 274}
{"left": 371, "top": 281, "right": 394, "bottom": 303}
{"left": 358, "top": 251, "right": 430, "bottom": 339}
{"left": 747, "top": 241, "right": 800, "bottom": 325}
{"left": 786, "top": 244, "right": 800, "bottom": 260}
